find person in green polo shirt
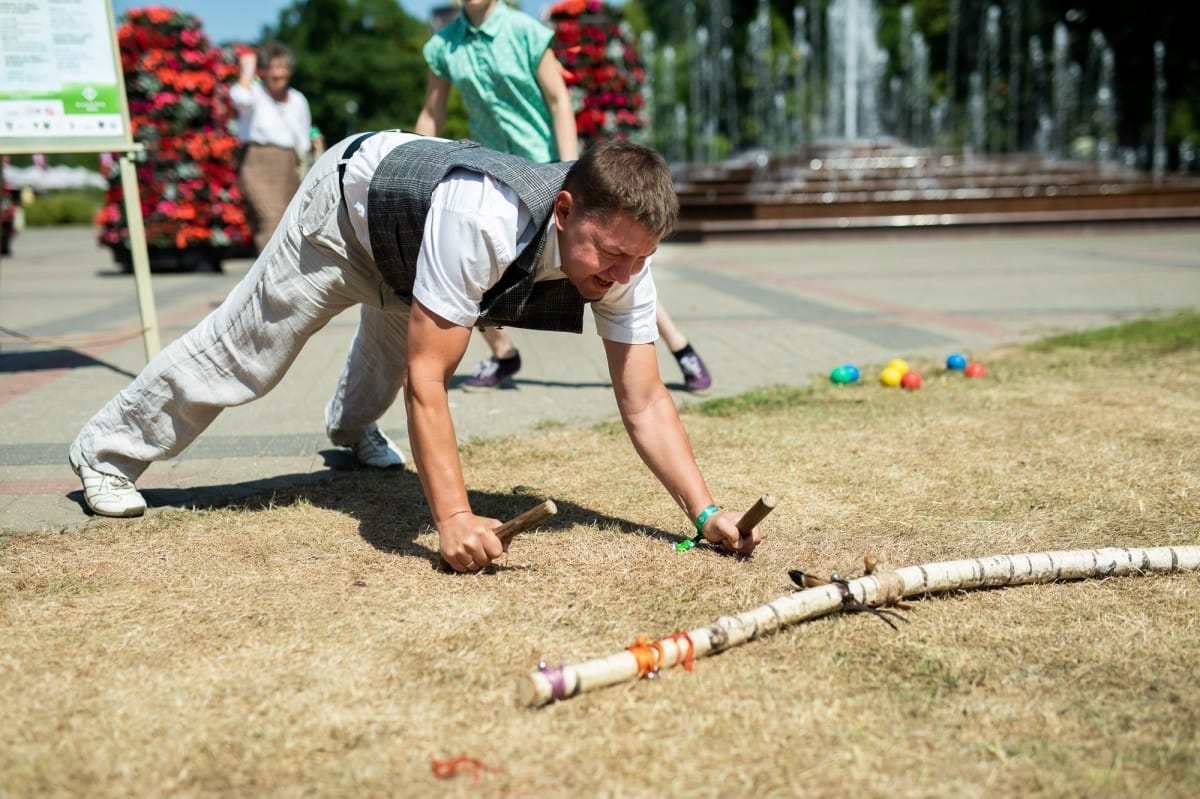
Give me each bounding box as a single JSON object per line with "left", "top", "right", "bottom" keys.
{"left": 414, "top": 0, "right": 713, "bottom": 394}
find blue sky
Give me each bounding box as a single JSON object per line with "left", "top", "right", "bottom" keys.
{"left": 110, "top": 1, "right": 556, "bottom": 45}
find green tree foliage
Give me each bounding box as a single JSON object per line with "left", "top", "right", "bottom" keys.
{"left": 265, "top": 0, "right": 433, "bottom": 141}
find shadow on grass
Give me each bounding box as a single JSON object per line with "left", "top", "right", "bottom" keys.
{"left": 73, "top": 448, "right": 684, "bottom": 569}
{"left": 296, "top": 466, "right": 683, "bottom": 570}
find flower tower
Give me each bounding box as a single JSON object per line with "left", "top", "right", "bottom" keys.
{"left": 549, "top": 0, "right": 648, "bottom": 150}
{"left": 96, "top": 6, "right": 250, "bottom": 270}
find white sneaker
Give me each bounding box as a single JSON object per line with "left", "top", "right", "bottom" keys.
{"left": 350, "top": 424, "right": 406, "bottom": 469}
{"left": 68, "top": 441, "right": 147, "bottom": 517}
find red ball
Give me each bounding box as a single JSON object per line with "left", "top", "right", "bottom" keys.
{"left": 964, "top": 362, "right": 987, "bottom": 378}
{"left": 900, "top": 370, "right": 923, "bottom": 389}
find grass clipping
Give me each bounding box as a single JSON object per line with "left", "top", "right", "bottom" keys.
{"left": 3, "top": 313, "right": 1198, "bottom": 798}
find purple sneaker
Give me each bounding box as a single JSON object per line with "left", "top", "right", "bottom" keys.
{"left": 678, "top": 350, "right": 712, "bottom": 393}
{"left": 462, "top": 351, "right": 522, "bottom": 391}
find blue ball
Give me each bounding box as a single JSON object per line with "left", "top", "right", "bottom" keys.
{"left": 946, "top": 353, "right": 967, "bottom": 370}
{"left": 842, "top": 364, "right": 861, "bottom": 382}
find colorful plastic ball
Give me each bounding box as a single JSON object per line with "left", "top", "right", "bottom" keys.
{"left": 964, "top": 362, "right": 987, "bottom": 378}
{"left": 900, "top": 370, "right": 923, "bottom": 389}
{"left": 842, "top": 364, "right": 861, "bottom": 382}
{"left": 886, "top": 358, "right": 910, "bottom": 375}
{"left": 829, "top": 365, "right": 854, "bottom": 384}
{"left": 946, "top": 353, "right": 967, "bottom": 370}
{"left": 879, "top": 366, "right": 904, "bottom": 387}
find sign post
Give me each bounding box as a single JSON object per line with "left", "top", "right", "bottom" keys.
{"left": 0, "top": 0, "right": 160, "bottom": 359}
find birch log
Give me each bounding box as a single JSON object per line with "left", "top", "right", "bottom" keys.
{"left": 518, "top": 545, "right": 1200, "bottom": 708}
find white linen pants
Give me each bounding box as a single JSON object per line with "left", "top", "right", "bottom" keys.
{"left": 74, "top": 136, "right": 411, "bottom": 482}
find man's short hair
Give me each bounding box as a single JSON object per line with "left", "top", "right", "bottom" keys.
{"left": 562, "top": 140, "right": 678, "bottom": 238}
{"left": 261, "top": 41, "right": 294, "bottom": 71}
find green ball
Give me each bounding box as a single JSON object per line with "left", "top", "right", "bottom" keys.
{"left": 830, "top": 365, "right": 854, "bottom": 384}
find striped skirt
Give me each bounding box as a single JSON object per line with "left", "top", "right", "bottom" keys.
{"left": 238, "top": 143, "right": 301, "bottom": 253}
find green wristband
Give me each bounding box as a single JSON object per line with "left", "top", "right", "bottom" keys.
{"left": 694, "top": 504, "right": 720, "bottom": 536}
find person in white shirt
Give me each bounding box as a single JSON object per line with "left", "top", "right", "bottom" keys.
{"left": 231, "top": 42, "right": 318, "bottom": 253}
{"left": 68, "top": 132, "right": 764, "bottom": 571}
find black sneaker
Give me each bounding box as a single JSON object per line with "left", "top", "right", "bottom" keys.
{"left": 678, "top": 351, "right": 712, "bottom": 393}
{"left": 462, "top": 351, "right": 522, "bottom": 391}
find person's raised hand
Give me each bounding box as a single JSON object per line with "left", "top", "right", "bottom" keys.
{"left": 238, "top": 51, "right": 257, "bottom": 80}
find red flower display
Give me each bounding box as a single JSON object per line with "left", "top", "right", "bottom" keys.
{"left": 549, "top": 1, "right": 647, "bottom": 149}
{"left": 97, "top": 6, "right": 251, "bottom": 260}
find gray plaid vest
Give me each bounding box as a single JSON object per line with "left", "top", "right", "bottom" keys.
{"left": 366, "top": 138, "right": 586, "bottom": 333}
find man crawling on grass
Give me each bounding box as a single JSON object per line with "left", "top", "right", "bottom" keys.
{"left": 69, "top": 134, "right": 763, "bottom": 570}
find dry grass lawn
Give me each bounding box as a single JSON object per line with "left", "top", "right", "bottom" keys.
{"left": 2, "top": 313, "right": 1198, "bottom": 798}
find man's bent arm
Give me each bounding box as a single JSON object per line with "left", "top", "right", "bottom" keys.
{"left": 605, "top": 339, "right": 761, "bottom": 554}
{"left": 404, "top": 301, "right": 506, "bottom": 570}
{"left": 604, "top": 340, "right": 713, "bottom": 515}
{"left": 405, "top": 301, "right": 472, "bottom": 522}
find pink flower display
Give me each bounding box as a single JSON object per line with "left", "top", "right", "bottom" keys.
{"left": 97, "top": 6, "right": 251, "bottom": 258}
{"left": 549, "top": 2, "right": 647, "bottom": 149}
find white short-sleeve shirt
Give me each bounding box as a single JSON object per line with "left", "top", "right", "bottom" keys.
{"left": 340, "top": 132, "right": 657, "bottom": 344}
{"left": 229, "top": 81, "right": 312, "bottom": 152}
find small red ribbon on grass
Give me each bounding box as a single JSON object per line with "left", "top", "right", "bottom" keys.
{"left": 431, "top": 755, "right": 502, "bottom": 781}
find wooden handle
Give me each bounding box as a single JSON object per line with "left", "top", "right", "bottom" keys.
{"left": 736, "top": 493, "right": 777, "bottom": 537}
{"left": 439, "top": 499, "right": 558, "bottom": 572}
{"left": 494, "top": 499, "right": 557, "bottom": 546}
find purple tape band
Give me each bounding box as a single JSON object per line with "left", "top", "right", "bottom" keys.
{"left": 539, "top": 661, "right": 569, "bottom": 701}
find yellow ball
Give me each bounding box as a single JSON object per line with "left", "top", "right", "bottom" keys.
{"left": 886, "top": 358, "right": 910, "bottom": 375}
{"left": 879, "top": 366, "right": 904, "bottom": 387}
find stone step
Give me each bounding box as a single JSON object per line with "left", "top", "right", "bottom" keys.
{"left": 669, "top": 147, "right": 1200, "bottom": 240}
{"left": 669, "top": 206, "right": 1200, "bottom": 241}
